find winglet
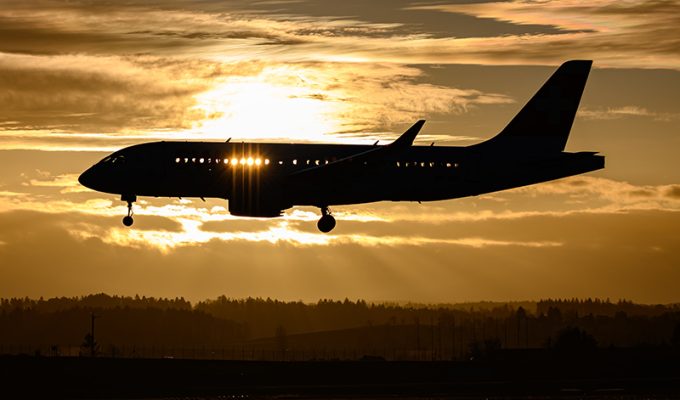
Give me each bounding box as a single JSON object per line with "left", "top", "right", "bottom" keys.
{"left": 390, "top": 120, "right": 425, "bottom": 148}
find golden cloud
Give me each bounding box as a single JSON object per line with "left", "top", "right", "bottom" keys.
{"left": 579, "top": 106, "right": 680, "bottom": 121}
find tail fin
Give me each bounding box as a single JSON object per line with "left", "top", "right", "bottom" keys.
{"left": 481, "top": 60, "right": 592, "bottom": 153}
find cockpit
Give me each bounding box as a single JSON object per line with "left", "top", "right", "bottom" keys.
{"left": 99, "top": 154, "right": 126, "bottom": 165}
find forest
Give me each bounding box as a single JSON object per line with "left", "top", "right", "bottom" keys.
{"left": 2, "top": 294, "right": 679, "bottom": 360}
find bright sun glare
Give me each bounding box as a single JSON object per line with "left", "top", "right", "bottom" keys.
{"left": 192, "top": 68, "right": 344, "bottom": 142}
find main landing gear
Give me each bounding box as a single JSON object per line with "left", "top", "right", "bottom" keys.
{"left": 317, "top": 206, "right": 336, "bottom": 233}
{"left": 121, "top": 194, "right": 136, "bottom": 227}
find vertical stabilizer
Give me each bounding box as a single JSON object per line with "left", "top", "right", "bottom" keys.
{"left": 481, "top": 60, "right": 592, "bottom": 153}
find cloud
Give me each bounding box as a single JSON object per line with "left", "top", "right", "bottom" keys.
{"left": 406, "top": 0, "right": 680, "bottom": 70}
{"left": 665, "top": 185, "right": 680, "bottom": 199}
{"left": 27, "top": 173, "right": 79, "bottom": 188}
{"left": 4, "top": 0, "right": 680, "bottom": 69}
{"left": 0, "top": 56, "right": 512, "bottom": 149}
{"left": 0, "top": 3, "right": 307, "bottom": 56}
{"left": 196, "top": 62, "right": 513, "bottom": 137}
{"left": 3, "top": 0, "right": 678, "bottom": 151}
{"left": 508, "top": 176, "right": 680, "bottom": 211}
{"left": 0, "top": 53, "right": 217, "bottom": 133}
{"left": 579, "top": 106, "right": 680, "bottom": 121}
{"left": 3, "top": 205, "right": 680, "bottom": 304}
{"left": 23, "top": 171, "right": 93, "bottom": 194}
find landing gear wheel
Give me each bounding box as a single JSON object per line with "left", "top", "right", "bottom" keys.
{"left": 317, "top": 206, "right": 336, "bottom": 233}
{"left": 121, "top": 194, "right": 136, "bottom": 227}
{"left": 317, "top": 215, "right": 336, "bottom": 233}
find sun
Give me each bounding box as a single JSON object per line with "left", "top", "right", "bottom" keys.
{"left": 191, "top": 67, "right": 344, "bottom": 142}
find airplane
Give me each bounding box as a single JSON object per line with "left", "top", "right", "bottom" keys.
{"left": 79, "top": 60, "right": 604, "bottom": 233}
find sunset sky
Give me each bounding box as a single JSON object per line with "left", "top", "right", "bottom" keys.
{"left": 1, "top": 0, "right": 679, "bottom": 304}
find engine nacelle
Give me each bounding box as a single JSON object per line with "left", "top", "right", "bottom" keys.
{"left": 228, "top": 187, "right": 288, "bottom": 217}
{"left": 227, "top": 169, "right": 290, "bottom": 217}
{"left": 228, "top": 200, "right": 284, "bottom": 217}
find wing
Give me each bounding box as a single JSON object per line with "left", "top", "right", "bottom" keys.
{"left": 288, "top": 120, "right": 425, "bottom": 179}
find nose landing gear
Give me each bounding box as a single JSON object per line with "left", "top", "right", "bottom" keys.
{"left": 317, "top": 206, "right": 336, "bottom": 233}
{"left": 121, "top": 194, "right": 136, "bottom": 227}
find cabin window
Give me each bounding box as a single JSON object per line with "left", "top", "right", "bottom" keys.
{"left": 278, "top": 160, "right": 283, "bottom": 165}
{"left": 315, "top": 160, "right": 320, "bottom": 166}
{"left": 223, "top": 159, "right": 228, "bottom": 164}
{"left": 175, "top": 157, "right": 180, "bottom": 163}
{"left": 265, "top": 159, "right": 270, "bottom": 165}
{"left": 293, "top": 159, "right": 298, "bottom": 165}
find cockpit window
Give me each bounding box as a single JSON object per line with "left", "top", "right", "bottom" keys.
{"left": 101, "top": 155, "right": 126, "bottom": 165}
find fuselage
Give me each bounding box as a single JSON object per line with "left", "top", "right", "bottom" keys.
{"left": 79, "top": 141, "right": 604, "bottom": 214}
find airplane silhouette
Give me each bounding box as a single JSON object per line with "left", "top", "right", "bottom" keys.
{"left": 79, "top": 60, "right": 603, "bottom": 232}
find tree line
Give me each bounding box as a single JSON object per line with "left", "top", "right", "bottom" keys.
{"left": 1, "top": 294, "right": 679, "bottom": 358}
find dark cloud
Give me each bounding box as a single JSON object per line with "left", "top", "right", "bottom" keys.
{"left": 0, "top": 55, "right": 209, "bottom": 132}
{"left": 241, "top": 0, "right": 583, "bottom": 39}
{"left": 628, "top": 189, "right": 656, "bottom": 198}
{"left": 0, "top": 0, "right": 586, "bottom": 60}
{"left": 665, "top": 185, "right": 680, "bottom": 199}
{"left": 0, "top": 17, "right": 137, "bottom": 56}
{"left": 410, "top": 1, "right": 680, "bottom": 70}
{"left": 0, "top": 2, "right": 304, "bottom": 57}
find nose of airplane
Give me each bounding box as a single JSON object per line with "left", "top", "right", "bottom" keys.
{"left": 78, "top": 167, "right": 97, "bottom": 190}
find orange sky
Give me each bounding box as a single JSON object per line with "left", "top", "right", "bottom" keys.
{"left": 1, "top": 0, "right": 680, "bottom": 303}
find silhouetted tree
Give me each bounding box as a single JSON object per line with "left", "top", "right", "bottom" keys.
{"left": 81, "top": 333, "right": 98, "bottom": 357}
{"left": 672, "top": 322, "right": 680, "bottom": 348}
{"left": 276, "top": 325, "right": 287, "bottom": 360}
{"left": 553, "top": 326, "right": 597, "bottom": 354}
